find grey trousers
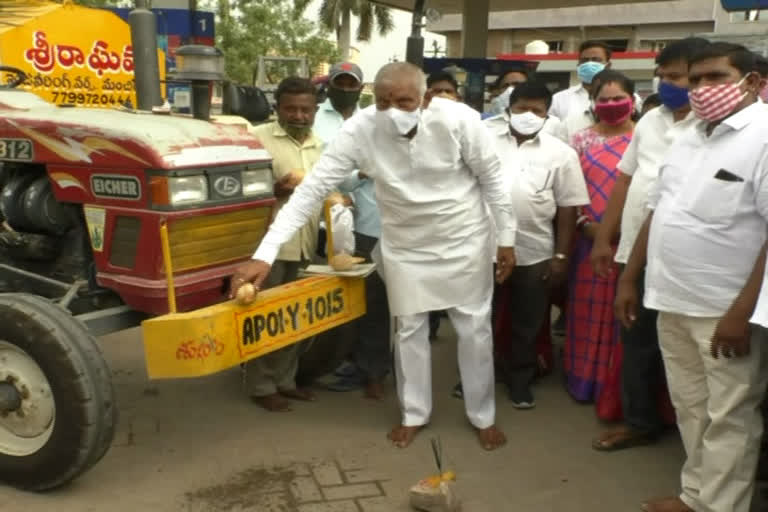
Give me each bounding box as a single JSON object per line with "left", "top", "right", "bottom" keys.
{"left": 352, "top": 233, "right": 391, "bottom": 381}
{"left": 244, "top": 259, "right": 307, "bottom": 397}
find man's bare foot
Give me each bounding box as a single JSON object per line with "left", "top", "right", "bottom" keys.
{"left": 279, "top": 387, "right": 316, "bottom": 401}
{"left": 387, "top": 425, "right": 424, "bottom": 448}
{"left": 641, "top": 496, "right": 694, "bottom": 512}
{"left": 251, "top": 393, "right": 292, "bottom": 412}
{"left": 364, "top": 380, "right": 385, "bottom": 400}
{"left": 593, "top": 425, "right": 657, "bottom": 451}
{"left": 477, "top": 425, "right": 507, "bottom": 451}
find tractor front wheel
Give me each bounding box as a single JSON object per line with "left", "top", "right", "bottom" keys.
{"left": 0, "top": 294, "right": 116, "bottom": 491}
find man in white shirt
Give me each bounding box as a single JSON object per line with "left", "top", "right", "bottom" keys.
{"left": 549, "top": 41, "right": 611, "bottom": 126}
{"left": 486, "top": 82, "right": 588, "bottom": 408}
{"left": 552, "top": 41, "right": 645, "bottom": 144}
{"left": 230, "top": 62, "right": 517, "bottom": 451}
{"left": 590, "top": 38, "right": 709, "bottom": 453}
{"left": 616, "top": 43, "right": 768, "bottom": 512}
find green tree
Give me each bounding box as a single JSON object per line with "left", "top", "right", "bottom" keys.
{"left": 212, "top": 0, "right": 338, "bottom": 85}
{"left": 308, "top": 0, "right": 394, "bottom": 61}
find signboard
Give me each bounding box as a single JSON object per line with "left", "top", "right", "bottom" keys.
{"left": 141, "top": 276, "right": 366, "bottom": 379}
{"left": 108, "top": 7, "right": 215, "bottom": 111}
{"left": 0, "top": 3, "right": 165, "bottom": 108}
{"left": 721, "top": 0, "right": 768, "bottom": 10}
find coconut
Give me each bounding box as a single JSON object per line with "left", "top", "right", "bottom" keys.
{"left": 235, "top": 282, "right": 257, "bottom": 305}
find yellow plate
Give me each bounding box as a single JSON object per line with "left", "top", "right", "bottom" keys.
{"left": 141, "top": 275, "right": 366, "bottom": 379}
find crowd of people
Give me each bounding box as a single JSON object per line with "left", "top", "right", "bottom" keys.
{"left": 228, "top": 38, "right": 768, "bottom": 512}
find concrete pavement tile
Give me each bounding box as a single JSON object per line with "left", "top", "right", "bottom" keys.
{"left": 297, "top": 501, "right": 359, "bottom": 512}
{"left": 311, "top": 461, "right": 344, "bottom": 486}
{"left": 356, "top": 496, "right": 392, "bottom": 512}
{"left": 343, "top": 469, "right": 390, "bottom": 484}
{"left": 290, "top": 476, "right": 323, "bottom": 503}
{"left": 322, "top": 483, "right": 381, "bottom": 501}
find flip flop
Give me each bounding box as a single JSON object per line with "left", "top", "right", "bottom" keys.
{"left": 592, "top": 430, "right": 658, "bottom": 452}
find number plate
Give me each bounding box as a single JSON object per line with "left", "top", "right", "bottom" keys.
{"left": 0, "top": 138, "right": 33, "bottom": 161}
{"left": 141, "top": 276, "right": 366, "bottom": 379}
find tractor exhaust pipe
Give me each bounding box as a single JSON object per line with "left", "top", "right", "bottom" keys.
{"left": 129, "top": 0, "right": 163, "bottom": 110}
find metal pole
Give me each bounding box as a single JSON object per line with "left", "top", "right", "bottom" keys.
{"left": 129, "top": 0, "right": 163, "bottom": 110}
{"left": 405, "top": 0, "right": 426, "bottom": 68}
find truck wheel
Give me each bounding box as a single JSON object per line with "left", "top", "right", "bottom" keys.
{"left": 0, "top": 294, "right": 116, "bottom": 491}
{"left": 296, "top": 322, "right": 358, "bottom": 387}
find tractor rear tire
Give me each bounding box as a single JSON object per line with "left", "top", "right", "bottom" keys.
{"left": 0, "top": 293, "right": 116, "bottom": 491}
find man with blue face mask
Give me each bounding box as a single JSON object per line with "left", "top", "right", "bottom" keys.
{"left": 230, "top": 62, "right": 518, "bottom": 452}
{"left": 589, "top": 37, "right": 708, "bottom": 454}
{"left": 549, "top": 40, "right": 611, "bottom": 124}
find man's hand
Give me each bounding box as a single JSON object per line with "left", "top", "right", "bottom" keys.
{"left": 711, "top": 312, "right": 751, "bottom": 359}
{"left": 591, "top": 240, "right": 614, "bottom": 278}
{"left": 546, "top": 257, "right": 568, "bottom": 287}
{"left": 614, "top": 275, "right": 638, "bottom": 329}
{"left": 228, "top": 259, "right": 272, "bottom": 299}
{"left": 274, "top": 173, "right": 298, "bottom": 197}
{"left": 496, "top": 247, "right": 516, "bottom": 284}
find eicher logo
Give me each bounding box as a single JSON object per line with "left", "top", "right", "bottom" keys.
{"left": 213, "top": 175, "right": 241, "bottom": 197}
{"left": 90, "top": 175, "right": 141, "bottom": 200}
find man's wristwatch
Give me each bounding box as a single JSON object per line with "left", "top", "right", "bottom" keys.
{"left": 553, "top": 253, "right": 568, "bottom": 261}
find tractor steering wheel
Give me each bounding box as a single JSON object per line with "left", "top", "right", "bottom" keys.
{"left": 0, "top": 66, "right": 27, "bottom": 89}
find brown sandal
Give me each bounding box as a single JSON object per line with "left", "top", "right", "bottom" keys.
{"left": 592, "top": 428, "right": 658, "bottom": 452}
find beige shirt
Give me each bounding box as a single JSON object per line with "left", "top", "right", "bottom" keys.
{"left": 250, "top": 121, "right": 324, "bottom": 262}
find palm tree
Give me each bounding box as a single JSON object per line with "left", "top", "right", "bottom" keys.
{"left": 299, "top": 0, "right": 394, "bottom": 61}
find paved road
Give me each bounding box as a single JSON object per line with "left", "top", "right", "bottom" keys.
{"left": 0, "top": 324, "right": 703, "bottom": 511}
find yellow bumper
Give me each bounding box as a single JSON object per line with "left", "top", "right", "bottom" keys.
{"left": 141, "top": 275, "right": 366, "bottom": 379}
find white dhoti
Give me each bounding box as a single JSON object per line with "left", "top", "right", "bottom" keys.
{"left": 657, "top": 313, "right": 768, "bottom": 512}
{"left": 394, "top": 294, "right": 495, "bottom": 428}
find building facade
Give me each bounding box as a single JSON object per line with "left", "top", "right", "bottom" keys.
{"left": 428, "top": 0, "right": 768, "bottom": 93}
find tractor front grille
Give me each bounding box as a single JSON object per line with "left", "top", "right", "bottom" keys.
{"left": 110, "top": 216, "right": 141, "bottom": 269}
{"left": 166, "top": 207, "right": 271, "bottom": 273}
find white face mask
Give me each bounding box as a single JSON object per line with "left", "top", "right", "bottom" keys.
{"left": 377, "top": 107, "right": 421, "bottom": 135}
{"left": 490, "top": 86, "right": 514, "bottom": 116}
{"left": 508, "top": 111, "right": 546, "bottom": 136}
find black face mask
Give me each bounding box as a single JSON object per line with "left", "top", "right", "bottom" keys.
{"left": 327, "top": 85, "right": 361, "bottom": 112}
{"left": 282, "top": 122, "right": 311, "bottom": 140}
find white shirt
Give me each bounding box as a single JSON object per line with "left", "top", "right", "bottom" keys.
{"left": 486, "top": 116, "right": 589, "bottom": 266}
{"left": 550, "top": 85, "right": 589, "bottom": 122}
{"left": 614, "top": 106, "right": 698, "bottom": 264}
{"left": 645, "top": 102, "right": 768, "bottom": 317}
{"left": 254, "top": 97, "right": 517, "bottom": 317}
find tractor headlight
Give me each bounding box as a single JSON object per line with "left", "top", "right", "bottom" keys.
{"left": 168, "top": 176, "right": 208, "bottom": 205}
{"left": 242, "top": 168, "right": 273, "bottom": 197}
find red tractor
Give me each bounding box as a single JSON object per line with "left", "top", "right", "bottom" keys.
{"left": 0, "top": 64, "right": 279, "bottom": 490}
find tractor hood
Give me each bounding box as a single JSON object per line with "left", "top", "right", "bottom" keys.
{"left": 0, "top": 90, "right": 271, "bottom": 170}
